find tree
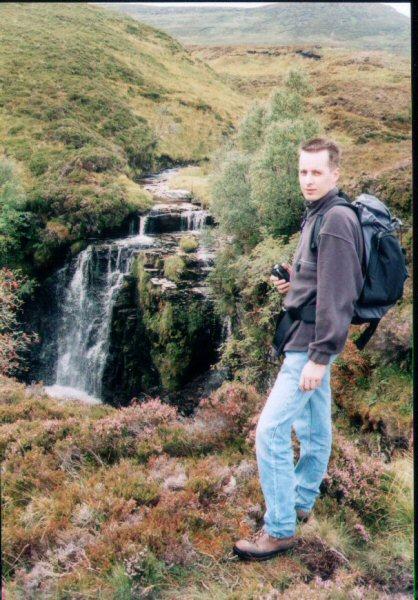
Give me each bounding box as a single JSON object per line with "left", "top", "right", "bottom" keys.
{"left": 211, "top": 151, "right": 261, "bottom": 253}
{"left": 210, "top": 68, "right": 321, "bottom": 247}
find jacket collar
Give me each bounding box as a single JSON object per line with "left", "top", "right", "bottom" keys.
{"left": 304, "top": 186, "right": 339, "bottom": 217}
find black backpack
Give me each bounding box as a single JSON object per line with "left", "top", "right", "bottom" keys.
{"left": 310, "top": 192, "right": 409, "bottom": 350}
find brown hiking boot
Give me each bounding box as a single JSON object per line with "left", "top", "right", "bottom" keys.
{"left": 296, "top": 509, "right": 310, "bottom": 524}
{"left": 233, "top": 527, "right": 296, "bottom": 561}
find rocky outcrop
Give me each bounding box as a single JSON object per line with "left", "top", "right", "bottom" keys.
{"left": 25, "top": 168, "right": 223, "bottom": 407}
{"left": 144, "top": 204, "right": 214, "bottom": 234}
{"left": 132, "top": 249, "right": 223, "bottom": 396}
{"left": 363, "top": 301, "right": 412, "bottom": 371}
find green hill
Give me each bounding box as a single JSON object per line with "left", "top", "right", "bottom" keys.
{"left": 101, "top": 2, "right": 410, "bottom": 55}
{"left": 0, "top": 3, "right": 245, "bottom": 273}
{"left": 0, "top": 3, "right": 411, "bottom": 277}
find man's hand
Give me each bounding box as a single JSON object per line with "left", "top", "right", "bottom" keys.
{"left": 270, "top": 262, "right": 291, "bottom": 294}
{"left": 299, "top": 360, "right": 327, "bottom": 391}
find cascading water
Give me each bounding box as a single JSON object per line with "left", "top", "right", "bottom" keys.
{"left": 221, "top": 315, "right": 232, "bottom": 343}
{"left": 45, "top": 230, "right": 156, "bottom": 403}
{"left": 43, "top": 168, "right": 213, "bottom": 404}
{"left": 183, "top": 210, "right": 208, "bottom": 231}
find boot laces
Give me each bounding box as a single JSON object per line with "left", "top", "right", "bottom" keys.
{"left": 251, "top": 527, "right": 267, "bottom": 542}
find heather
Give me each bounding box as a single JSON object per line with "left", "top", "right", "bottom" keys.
{"left": 1, "top": 372, "right": 412, "bottom": 598}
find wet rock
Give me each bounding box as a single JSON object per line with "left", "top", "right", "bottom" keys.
{"left": 150, "top": 277, "right": 177, "bottom": 291}
{"left": 364, "top": 302, "right": 412, "bottom": 370}
{"left": 145, "top": 203, "right": 212, "bottom": 234}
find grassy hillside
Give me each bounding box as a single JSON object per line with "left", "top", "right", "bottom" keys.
{"left": 0, "top": 3, "right": 245, "bottom": 273}
{"left": 101, "top": 2, "right": 410, "bottom": 55}
{"left": 188, "top": 45, "right": 412, "bottom": 218}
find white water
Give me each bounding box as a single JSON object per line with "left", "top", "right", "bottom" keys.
{"left": 183, "top": 209, "right": 208, "bottom": 230}
{"left": 44, "top": 169, "right": 211, "bottom": 404}
{"left": 45, "top": 233, "right": 156, "bottom": 404}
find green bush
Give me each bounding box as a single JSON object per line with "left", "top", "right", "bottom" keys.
{"left": 208, "top": 69, "right": 322, "bottom": 385}
{"left": 237, "top": 103, "right": 267, "bottom": 153}
{"left": 208, "top": 234, "right": 300, "bottom": 386}
{"left": 179, "top": 235, "right": 199, "bottom": 253}
{"left": 210, "top": 69, "right": 321, "bottom": 252}
{"left": 0, "top": 158, "right": 36, "bottom": 271}
{"left": 163, "top": 254, "right": 186, "bottom": 282}
{"left": 211, "top": 151, "right": 260, "bottom": 254}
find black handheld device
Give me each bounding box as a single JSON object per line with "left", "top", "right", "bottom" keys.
{"left": 271, "top": 263, "right": 290, "bottom": 282}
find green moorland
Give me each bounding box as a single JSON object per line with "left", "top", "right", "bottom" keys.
{"left": 0, "top": 2, "right": 245, "bottom": 274}
{"left": 0, "top": 4, "right": 413, "bottom": 598}
{"left": 188, "top": 44, "right": 412, "bottom": 211}
{"left": 102, "top": 2, "right": 410, "bottom": 55}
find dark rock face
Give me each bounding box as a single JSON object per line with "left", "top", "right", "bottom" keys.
{"left": 101, "top": 250, "right": 223, "bottom": 407}
{"left": 295, "top": 49, "right": 322, "bottom": 60}
{"left": 101, "top": 274, "right": 158, "bottom": 406}
{"left": 144, "top": 210, "right": 214, "bottom": 234}
{"left": 364, "top": 301, "right": 412, "bottom": 371}
{"left": 21, "top": 271, "right": 64, "bottom": 386}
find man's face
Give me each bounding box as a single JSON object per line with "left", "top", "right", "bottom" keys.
{"left": 298, "top": 149, "right": 340, "bottom": 201}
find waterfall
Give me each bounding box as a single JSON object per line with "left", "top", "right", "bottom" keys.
{"left": 45, "top": 233, "right": 155, "bottom": 403}
{"left": 182, "top": 209, "right": 208, "bottom": 231}
{"left": 139, "top": 215, "right": 148, "bottom": 236}
{"left": 221, "top": 315, "right": 232, "bottom": 343}
{"left": 40, "top": 167, "right": 216, "bottom": 405}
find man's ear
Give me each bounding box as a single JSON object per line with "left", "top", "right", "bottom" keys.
{"left": 333, "top": 167, "right": 340, "bottom": 183}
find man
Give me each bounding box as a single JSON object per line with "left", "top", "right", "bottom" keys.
{"left": 233, "top": 138, "right": 364, "bottom": 561}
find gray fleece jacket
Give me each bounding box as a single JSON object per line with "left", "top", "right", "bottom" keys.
{"left": 282, "top": 187, "right": 364, "bottom": 365}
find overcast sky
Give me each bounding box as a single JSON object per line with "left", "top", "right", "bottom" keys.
{"left": 137, "top": 3, "right": 410, "bottom": 18}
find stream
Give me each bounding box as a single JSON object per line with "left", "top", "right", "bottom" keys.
{"left": 39, "top": 168, "right": 217, "bottom": 405}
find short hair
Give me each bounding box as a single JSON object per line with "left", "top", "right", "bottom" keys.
{"left": 300, "top": 138, "right": 341, "bottom": 170}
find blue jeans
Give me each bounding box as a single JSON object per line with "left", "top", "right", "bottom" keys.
{"left": 255, "top": 350, "right": 338, "bottom": 538}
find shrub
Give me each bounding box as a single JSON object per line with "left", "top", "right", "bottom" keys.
{"left": 61, "top": 146, "right": 127, "bottom": 174}
{"left": 96, "top": 460, "right": 161, "bottom": 506}
{"left": 210, "top": 68, "right": 320, "bottom": 251}
{"left": 179, "top": 235, "right": 199, "bottom": 253}
{"left": 0, "top": 269, "right": 37, "bottom": 376}
{"left": 208, "top": 234, "right": 300, "bottom": 386}
{"left": 197, "top": 380, "right": 262, "bottom": 439}
{"left": 163, "top": 254, "right": 186, "bottom": 282}
{"left": 211, "top": 151, "right": 260, "bottom": 253}
{"left": 0, "top": 158, "right": 35, "bottom": 270}
{"left": 237, "top": 103, "right": 267, "bottom": 153}
{"left": 322, "top": 432, "right": 394, "bottom": 531}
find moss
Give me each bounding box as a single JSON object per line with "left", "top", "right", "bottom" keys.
{"left": 133, "top": 254, "right": 220, "bottom": 392}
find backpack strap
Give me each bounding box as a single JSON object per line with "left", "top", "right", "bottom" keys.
{"left": 310, "top": 196, "right": 355, "bottom": 251}
{"left": 353, "top": 318, "right": 380, "bottom": 350}
{"left": 309, "top": 196, "right": 367, "bottom": 276}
